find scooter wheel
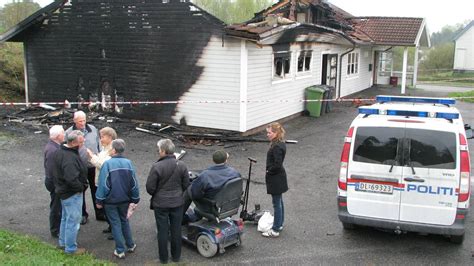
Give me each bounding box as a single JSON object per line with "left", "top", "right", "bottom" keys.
{"left": 197, "top": 235, "right": 218, "bottom": 258}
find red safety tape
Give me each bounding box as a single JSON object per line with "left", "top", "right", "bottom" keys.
{"left": 0, "top": 97, "right": 473, "bottom": 107}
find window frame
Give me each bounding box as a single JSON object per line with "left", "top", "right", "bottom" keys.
{"left": 273, "top": 51, "right": 292, "bottom": 80}
{"left": 296, "top": 50, "right": 313, "bottom": 74}
{"left": 347, "top": 51, "right": 359, "bottom": 76}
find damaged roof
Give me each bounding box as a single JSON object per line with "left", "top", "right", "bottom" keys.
{"left": 225, "top": 0, "right": 430, "bottom": 47}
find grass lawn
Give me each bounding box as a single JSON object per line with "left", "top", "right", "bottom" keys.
{"left": 418, "top": 71, "right": 474, "bottom": 88}
{"left": 448, "top": 90, "right": 474, "bottom": 103}
{"left": 0, "top": 229, "right": 113, "bottom": 265}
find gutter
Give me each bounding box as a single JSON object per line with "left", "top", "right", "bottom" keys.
{"left": 336, "top": 33, "right": 356, "bottom": 99}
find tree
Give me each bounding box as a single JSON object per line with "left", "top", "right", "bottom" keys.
{"left": 193, "top": 0, "right": 272, "bottom": 24}
{"left": 420, "top": 43, "right": 455, "bottom": 71}
{"left": 1, "top": 0, "right": 41, "bottom": 31}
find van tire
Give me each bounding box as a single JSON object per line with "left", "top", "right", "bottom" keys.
{"left": 450, "top": 234, "right": 464, "bottom": 244}
{"left": 342, "top": 222, "right": 355, "bottom": 230}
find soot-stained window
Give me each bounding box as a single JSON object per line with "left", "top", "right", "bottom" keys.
{"left": 297, "top": 50, "right": 312, "bottom": 73}
{"left": 274, "top": 52, "right": 291, "bottom": 79}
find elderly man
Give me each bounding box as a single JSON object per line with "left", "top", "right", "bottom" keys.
{"left": 96, "top": 139, "right": 140, "bottom": 259}
{"left": 44, "top": 125, "right": 65, "bottom": 238}
{"left": 52, "top": 130, "right": 88, "bottom": 255}
{"left": 182, "top": 150, "right": 241, "bottom": 222}
{"left": 66, "top": 111, "right": 102, "bottom": 224}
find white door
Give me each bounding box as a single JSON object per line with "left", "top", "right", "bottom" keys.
{"left": 347, "top": 123, "right": 405, "bottom": 220}
{"left": 399, "top": 126, "right": 459, "bottom": 225}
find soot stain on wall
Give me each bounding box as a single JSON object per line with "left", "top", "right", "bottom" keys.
{"left": 24, "top": 0, "right": 224, "bottom": 122}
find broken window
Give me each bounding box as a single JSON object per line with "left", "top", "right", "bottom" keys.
{"left": 347, "top": 51, "right": 359, "bottom": 75}
{"left": 274, "top": 52, "right": 292, "bottom": 79}
{"left": 297, "top": 50, "right": 312, "bottom": 72}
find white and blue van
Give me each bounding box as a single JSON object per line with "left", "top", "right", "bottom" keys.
{"left": 337, "top": 95, "right": 473, "bottom": 243}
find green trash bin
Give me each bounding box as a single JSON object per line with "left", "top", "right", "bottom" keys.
{"left": 305, "top": 86, "right": 325, "bottom": 117}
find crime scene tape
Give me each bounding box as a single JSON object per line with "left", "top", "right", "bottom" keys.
{"left": 1, "top": 97, "right": 474, "bottom": 107}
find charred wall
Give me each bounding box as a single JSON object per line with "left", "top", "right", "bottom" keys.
{"left": 24, "top": 0, "right": 224, "bottom": 122}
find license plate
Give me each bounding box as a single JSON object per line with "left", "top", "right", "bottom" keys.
{"left": 356, "top": 182, "right": 393, "bottom": 194}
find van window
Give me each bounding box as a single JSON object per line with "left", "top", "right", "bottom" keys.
{"left": 353, "top": 127, "right": 404, "bottom": 165}
{"left": 406, "top": 129, "right": 456, "bottom": 169}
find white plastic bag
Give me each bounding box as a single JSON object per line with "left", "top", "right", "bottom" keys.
{"left": 257, "top": 211, "right": 274, "bottom": 232}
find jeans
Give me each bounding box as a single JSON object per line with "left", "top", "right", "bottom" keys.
{"left": 59, "top": 193, "right": 83, "bottom": 253}
{"left": 104, "top": 203, "right": 135, "bottom": 254}
{"left": 154, "top": 206, "right": 183, "bottom": 263}
{"left": 49, "top": 190, "right": 62, "bottom": 236}
{"left": 271, "top": 194, "right": 284, "bottom": 232}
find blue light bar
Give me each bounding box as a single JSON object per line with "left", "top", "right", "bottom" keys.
{"left": 436, "top": 112, "right": 459, "bottom": 119}
{"left": 359, "top": 108, "right": 379, "bottom": 115}
{"left": 387, "top": 110, "right": 428, "bottom": 117}
{"left": 358, "top": 108, "right": 460, "bottom": 119}
{"left": 376, "top": 95, "right": 456, "bottom": 105}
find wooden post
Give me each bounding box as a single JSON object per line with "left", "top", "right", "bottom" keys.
{"left": 23, "top": 44, "right": 29, "bottom": 106}
{"left": 401, "top": 47, "right": 408, "bottom": 94}
{"left": 412, "top": 46, "right": 419, "bottom": 88}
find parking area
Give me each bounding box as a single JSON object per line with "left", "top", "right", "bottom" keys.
{"left": 0, "top": 85, "right": 473, "bottom": 264}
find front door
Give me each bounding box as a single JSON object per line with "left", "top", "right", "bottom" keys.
{"left": 321, "top": 54, "right": 338, "bottom": 89}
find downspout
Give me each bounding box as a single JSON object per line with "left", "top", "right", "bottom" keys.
{"left": 337, "top": 34, "right": 356, "bottom": 99}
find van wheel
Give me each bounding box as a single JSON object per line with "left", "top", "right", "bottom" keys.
{"left": 450, "top": 234, "right": 464, "bottom": 244}
{"left": 342, "top": 222, "right": 355, "bottom": 230}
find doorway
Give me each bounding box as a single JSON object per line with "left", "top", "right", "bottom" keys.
{"left": 321, "top": 54, "right": 338, "bottom": 89}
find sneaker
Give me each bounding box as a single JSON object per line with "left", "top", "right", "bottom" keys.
{"left": 114, "top": 250, "right": 125, "bottom": 259}
{"left": 66, "top": 247, "right": 87, "bottom": 255}
{"left": 127, "top": 244, "right": 137, "bottom": 253}
{"left": 102, "top": 226, "right": 111, "bottom": 233}
{"left": 262, "top": 229, "right": 280, "bottom": 237}
{"left": 80, "top": 216, "right": 88, "bottom": 225}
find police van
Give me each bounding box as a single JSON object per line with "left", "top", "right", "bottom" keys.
{"left": 337, "top": 95, "right": 473, "bottom": 243}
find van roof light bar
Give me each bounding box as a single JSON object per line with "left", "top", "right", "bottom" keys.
{"left": 359, "top": 108, "right": 459, "bottom": 119}
{"left": 376, "top": 95, "right": 456, "bottom": 106}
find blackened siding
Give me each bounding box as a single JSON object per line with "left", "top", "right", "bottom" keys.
{"left": 25, "top": 0, "right": 224, "bottom": 122}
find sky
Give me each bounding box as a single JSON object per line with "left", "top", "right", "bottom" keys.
{"left": 1, "top": 0, "right": 472, "bottom": 33}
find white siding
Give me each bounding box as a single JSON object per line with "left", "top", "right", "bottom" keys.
{"left": 246, "top": 42, "right": 348, "bottom": 130}
{"left": 339, "top": 47, "right": 374, "bottom": 97}
{"left": 173, "top": 36, "right": 242, "bottom": 131}
{"left": 454, "top": 26, "right": 474, "bottom": 71}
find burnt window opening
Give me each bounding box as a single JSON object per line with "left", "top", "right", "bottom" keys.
{"left": 347, "top": 51, "right": 359, "bottom": 75}
{"left": 274, "top": 52, "right": 291, "bottom": 79}
{"left": 297, "top": 50, "right": 312, "bottom": 72}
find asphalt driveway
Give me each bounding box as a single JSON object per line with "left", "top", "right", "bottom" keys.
{"left": 1, "top": 85, "right": 473, "bottom": 265}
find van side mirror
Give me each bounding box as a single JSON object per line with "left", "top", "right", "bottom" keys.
{"left": 465, "top": 124, "right": 473, "bottom": 139}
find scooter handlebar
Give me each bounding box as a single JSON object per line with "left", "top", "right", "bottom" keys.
{"left": 248, "top": 157, "right": 257, "bottom": 163}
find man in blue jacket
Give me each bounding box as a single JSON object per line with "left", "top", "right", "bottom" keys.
{"left": 182, "top": 150, "right": 241, "bottom": 222}
{"left": 96, "top": 139, "right": 140, "bottom": 259}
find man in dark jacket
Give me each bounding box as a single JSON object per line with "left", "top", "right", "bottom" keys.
{"left": 96, "top": 139, "right": 140, "bottom": 259}
{"left": 182, "top": 150, "right": 241, "bottom": 222}
{"left": 44, "top": 125, "right": 65, "bottom": 238}
{"left": 146, "top": 139, "right": 189, "bottom": 264}
{"left": 52, "top": 130, "right": 88, "bottom": 255}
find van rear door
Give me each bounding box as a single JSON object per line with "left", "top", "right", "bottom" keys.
{"left": 399, "top": 125, "right": 459, "bottom": 225}
{"left": 347, "top": 123, "right": 405, "bottom": 220}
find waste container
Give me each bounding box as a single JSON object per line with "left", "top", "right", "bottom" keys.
{"left": 322, "top": 85, "right": 335, "bottom": 113}
{"left": 305, "top": 86, "right": 325, "bottom": 117}
{"left": 319, "top": 86, "right": 330, "bottom": 116}
{"left": 389, "top": 76, "right": 398, "bottom": 86}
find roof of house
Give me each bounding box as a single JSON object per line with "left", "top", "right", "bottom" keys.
{"left": 225, "top": 0, "right": 430, "bottom": 47}
{"left": 0, "top": 0, "right": 226, "bottom": 43}
{"left": 349, "top": 17, "right": 429, "bottom": 46}
{"left": 453, "top": 20, "right": 474, "bottom": 41}
{"left": 0, "top": 0, "right": 64, "bottom": 42}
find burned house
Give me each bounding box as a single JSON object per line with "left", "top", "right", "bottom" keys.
{"left": 1, "top": 0, "right": 430, "bottom": 132}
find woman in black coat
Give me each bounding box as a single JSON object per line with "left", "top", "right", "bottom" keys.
{"left": 262, "top": 122, "right": 288, "bottom": 237}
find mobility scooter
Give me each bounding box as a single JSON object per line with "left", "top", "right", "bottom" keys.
{"left": 181, "top": 177, "right": 244, "bottom": 258}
